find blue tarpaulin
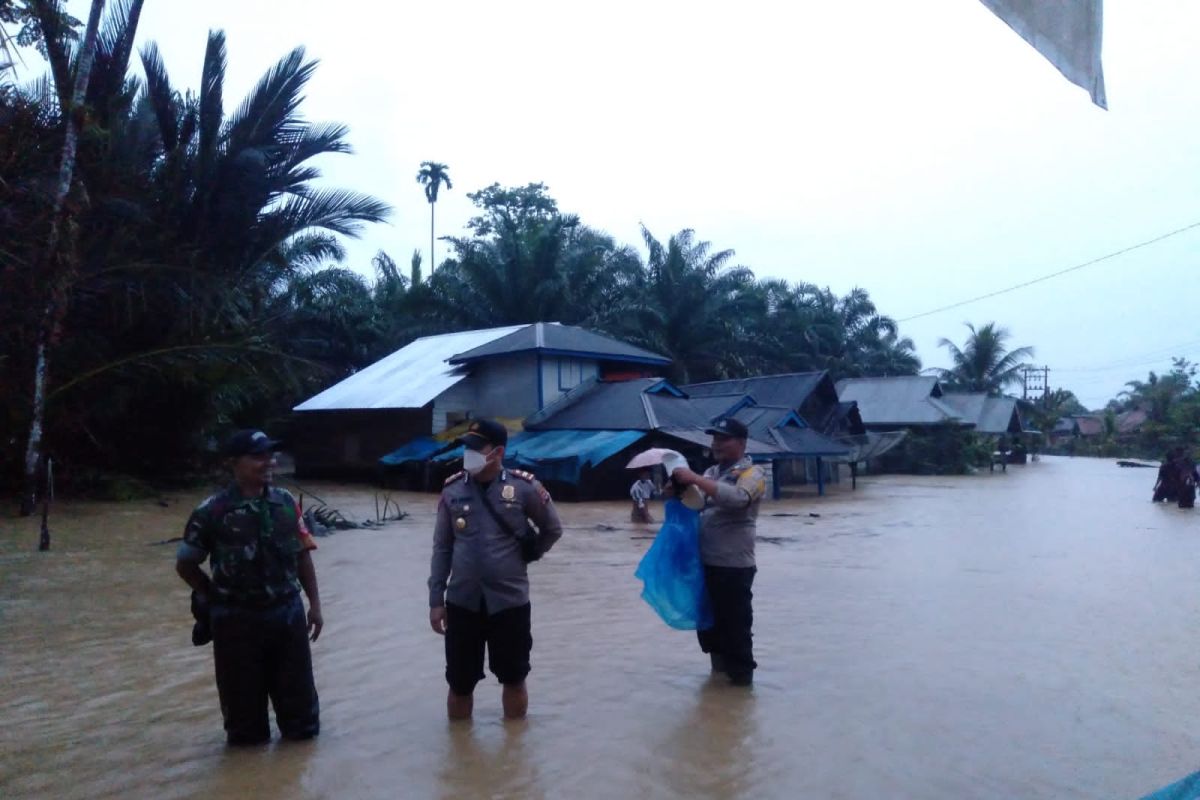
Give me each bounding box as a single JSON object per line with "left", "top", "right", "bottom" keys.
{"left": 432, "top": 429, "right": 646, "bottom": 485}
{"left": 1141, "top": 771, "right": 1200, "bottom": 800}
{"left": 379, "top": 437, "right": 446, "bottom": 466}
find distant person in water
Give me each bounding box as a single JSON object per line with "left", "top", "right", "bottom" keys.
{"left": 1177, "top": 451, "right": 1198, "bottom": 509}
{"left": 630, "top": 470, "right": 658, "bottom": 524}
{"left": 1153, "top": 449, "right": 1181, "bottom": 503}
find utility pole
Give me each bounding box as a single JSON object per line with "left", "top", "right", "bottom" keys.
{"left": 1021, "top": 366, "right": 1050, "bottom": 403}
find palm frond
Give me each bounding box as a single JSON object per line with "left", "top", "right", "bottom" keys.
{"left": 225, "top": 46, "right": 315, "bottom": 153}
{"left": 138, "top": 42, "right": 179, "bottom": 150}
{"left": 198, "top": 30, "right": 226, "bottom": 172}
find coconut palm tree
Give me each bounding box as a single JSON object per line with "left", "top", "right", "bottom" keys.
{"left": 936, "top": 322, "right": 1034, "bottom": 395}
{"left": 416, "top": 161, "right": 452, "bottom": 272}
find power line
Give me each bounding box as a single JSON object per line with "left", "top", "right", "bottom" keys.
{"left": 897, "top": 220, "right": 1200, "bottom": 323}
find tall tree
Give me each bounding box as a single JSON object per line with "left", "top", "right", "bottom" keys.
{"left": 20, "top": 0, "right": 110, "bottom": 518}
{"left": 416, "top": 160, "right": 451, "bottom": 272}
{"left": 936, "top": 322, "right": 1034, "bottom": 395}
{"left": 433, "top": 183, "right": 640, "bottom": 330}
{"left": 3, "top": 21, "right": 390, "bottom": 493}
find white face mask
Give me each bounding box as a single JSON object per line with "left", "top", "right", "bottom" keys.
{"left": 463, "top": 448, "right": 489, "bottom": 475}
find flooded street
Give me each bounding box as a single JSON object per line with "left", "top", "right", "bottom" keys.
{"left": 3, "top": 456, "right": 1199, "bottom": 799}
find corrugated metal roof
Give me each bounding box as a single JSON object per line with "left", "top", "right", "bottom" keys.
{"left": 526, "top": 378, "right": 710, "bottom": 431}
{"left": 293, "top": 325, "right": 525, "bottom": 411}
{"left": 941, "top": 394, "right": 1023, "bottom": 435}
{"left": 684, "top": 372, "right": 830, "bottom": 408}
{"left": 835, "top": 376, "right": 965, "bottom": 427}
{"left": 448, "top": 323, "right": 670, "bottom": 365}
{"left": 689, "top": 393, "right": 754, "bottom": 421}
{"left": 729, "top": 404, "right": 851, "bottom": 457}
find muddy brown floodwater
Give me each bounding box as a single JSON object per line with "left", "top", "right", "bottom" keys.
{"left": 2, "top": 456, "right": 1198, "bottom": 799}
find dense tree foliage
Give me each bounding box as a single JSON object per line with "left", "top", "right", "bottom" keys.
{"left": 1, "top": 6, "right": 926, "bottom": 494}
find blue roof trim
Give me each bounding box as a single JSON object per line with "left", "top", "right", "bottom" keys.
{"left": 449, "top": 348, "right": 671, "bottom": 366}
{"left": 722, "top": 395, "right": 758, "bottom": 419}
{"left": 774, "top": 410, "right": 809, "bottom": 429}
{"left": 645, "top": 379, "right": 686, "bottom": 398}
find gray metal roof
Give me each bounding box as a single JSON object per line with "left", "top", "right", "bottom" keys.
{"left": 448, "top": 322, "right": 670, "bottom": 365}
{"left": 658, "top": 427, "right": 781, "bottom": 456}
{"left": 684, "top": 372, "right": 832, "bottom": 409}
{"left": 834, "top": 376, "right": 965, "bottom": 427}
{"left": 294, "top": 325, "right": 525, "bottom": 411}
{"left": 689, "top": 393, "right": 753, "bottom": 421}
{"left": 525, "top": 379, "right": 710, "bottom": 431}
{"left": 730, "top": 405, "right": 851, "bottom": 457}
{"left": 941, "top": 393, "right": 1023, "bottom": 435}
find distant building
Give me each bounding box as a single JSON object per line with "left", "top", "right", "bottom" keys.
{"left": 1051, "top": 414, "right": 1107, "bottom": 441}
{"left": 291, "top": 323, "right": 670, "bottom": 477}
{"left": 940, "top": 393, "right": 1027, "bottom": 436}
{"left": 834, "top": 376, "right": 967, "bottom": 430}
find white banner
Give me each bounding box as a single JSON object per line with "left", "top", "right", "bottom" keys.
{"left": 980, "top": 0, "right": 1107, "bottom": 108}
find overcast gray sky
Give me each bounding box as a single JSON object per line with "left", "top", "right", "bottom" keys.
{"left": 47, "top": 1, "right": 1200, "bottom": 407}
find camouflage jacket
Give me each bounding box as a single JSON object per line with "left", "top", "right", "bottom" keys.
{"left": 178, "top": 485, "right": 317, "bottom": 607}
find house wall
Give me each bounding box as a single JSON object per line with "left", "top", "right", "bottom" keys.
{"left": 291, "top": 408, "right": 433, "bottom": 479}
{"left": 474, "top": 354, "right": 543, "bottom": 418}
{"left": 431, "top": 379, "right": 476, "bottom": 433}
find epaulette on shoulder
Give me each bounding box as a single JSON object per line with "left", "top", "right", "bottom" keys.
{"left": 510, "top": 469, "right": 536, "bottom": 483}
{"left": 444, "top": 471, "right": 465, "bottom": 486}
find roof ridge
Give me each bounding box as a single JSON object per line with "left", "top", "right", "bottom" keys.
{"left": 641, "top": 392, "right": 659, "bottom": 429}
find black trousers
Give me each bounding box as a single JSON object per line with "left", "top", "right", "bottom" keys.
{"left": 444, "top": 601, "right": 533, "bottom": 696}
{"left": 696, "top": 565, "right": 757, "bottom": 679}
{"left": 211, "top": 594, "right": 320, "bottom": 745}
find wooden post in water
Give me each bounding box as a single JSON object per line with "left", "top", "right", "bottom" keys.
{"left": 38, "top": 458, "right": 53, "bottom": 551}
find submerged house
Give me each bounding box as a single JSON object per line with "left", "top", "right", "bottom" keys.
{"left": 291, "top": 323, "right": 671, "bottom": 477}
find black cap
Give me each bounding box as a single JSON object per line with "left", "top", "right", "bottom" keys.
{"left": 455, "top": 418, "right": 508, "bottom": 450}
{"left": 706, "top": 417, "right": 749, "bottom": 440}
{"left": 225, "top": 429, "right": 282, "bottom": 458}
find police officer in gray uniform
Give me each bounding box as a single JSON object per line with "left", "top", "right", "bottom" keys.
{"left": 428, "top": 419, "right": 563, "bottom": 720}
{"left": 669, "top": 417, "right": 766, "bottom": 686}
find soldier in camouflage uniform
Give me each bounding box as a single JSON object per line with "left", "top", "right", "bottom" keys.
{"left": 669, "top": 417, "right": 767, "bottom": 686}
{"left": 428, "top": 419, "right": 563, "bottom": 721}
{"left": 176, "top": 430, "right": 323, "bottom": 745}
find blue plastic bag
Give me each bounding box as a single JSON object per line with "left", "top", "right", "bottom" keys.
{"left": 634, "top": 498, "right": 713, "bottom": 630}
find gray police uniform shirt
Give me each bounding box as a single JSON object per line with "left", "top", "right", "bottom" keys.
{"left": 699, "top": 456, "right": 767, "bottom": 568}
{"left": 428, "top": 469, "right": 563, "bottom": 614}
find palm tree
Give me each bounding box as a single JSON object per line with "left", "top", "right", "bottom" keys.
{"left": 416, "top": 161, "right": 451, "bottom": 272}
{"left": 7, "top": 22, "right": 391, "bottom": 505}
{"left": 618, "top": 227, "right": 755, "bottom": 384}
{"left": 1120, "top": 364, "right": 1192, "bottom": 423}
{"left": 936, "top": 322, "right": 1034, "bottom": 395}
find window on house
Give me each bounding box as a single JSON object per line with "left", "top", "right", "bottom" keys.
{"left": 558, "top": 359, "right": 584, "bottom": 391}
